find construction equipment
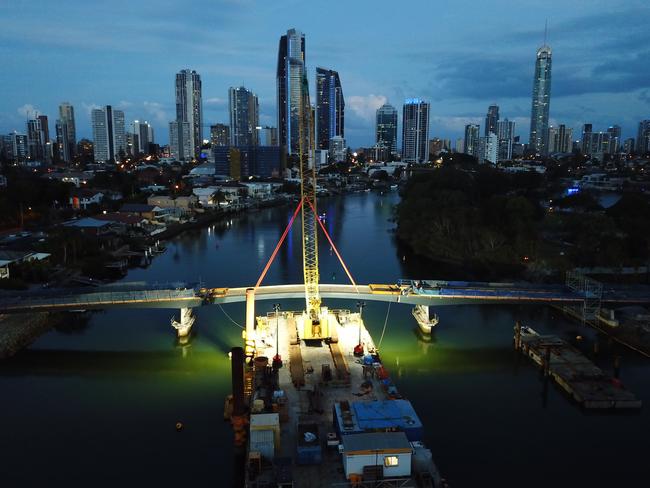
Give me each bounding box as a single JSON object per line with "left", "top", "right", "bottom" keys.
{"left": 298, "top": 71, "right": 327, "bottom": 340}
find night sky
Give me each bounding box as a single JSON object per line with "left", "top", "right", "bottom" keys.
{"left": 1, "top": 0, "right": 649, "bottom": 147}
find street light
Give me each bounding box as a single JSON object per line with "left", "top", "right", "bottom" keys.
{"left": 272, "top": 303, "right": 282, "bottom": 369}
{"left": 354, "top": 301, "right": 365, "bottom": 356}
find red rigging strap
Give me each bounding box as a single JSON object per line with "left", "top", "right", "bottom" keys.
{"left": 254, "top": 198, "right": 304, "bottom": 290}
{"left": 305, "top": 199, "right": 359, "bottom": 294}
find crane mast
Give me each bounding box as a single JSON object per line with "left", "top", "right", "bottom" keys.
{"left": 298, "top": 72, "right": 326, "bottom": 339}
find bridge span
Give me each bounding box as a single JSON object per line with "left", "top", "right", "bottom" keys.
{"left": 1, "top": 280, "right": 648, "bottom": 315}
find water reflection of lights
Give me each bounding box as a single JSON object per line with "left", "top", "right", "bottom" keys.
{"left": 257, "top": 239, "right": 265, "bottom": 259}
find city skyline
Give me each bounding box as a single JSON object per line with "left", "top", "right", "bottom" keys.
{"left": 1, "top": 1, "right": 649, "bottom": 148}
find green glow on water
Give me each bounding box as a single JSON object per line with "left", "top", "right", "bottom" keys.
{"left": 2, "top": 193, "right": 650, "bottom": 487}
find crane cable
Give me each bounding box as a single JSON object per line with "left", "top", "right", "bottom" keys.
{"left": 305, "top": 199, "right": 359, "bottom": 293}
{"left": 254, "top": 198, "right": 304, "bottom": 290}
{"left": 217, "top": 303, "right": 244, "bottom": 329}
{"left": 378, "top": 300, "right": 392, "bottom": 349}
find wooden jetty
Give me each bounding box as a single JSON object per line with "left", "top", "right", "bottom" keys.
{"left": 514, "top": 322, "right": 642, "bottom": 410}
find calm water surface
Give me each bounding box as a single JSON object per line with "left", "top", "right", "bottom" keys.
{"left": 1, "top": 192, "right": 649, "bottom": 487}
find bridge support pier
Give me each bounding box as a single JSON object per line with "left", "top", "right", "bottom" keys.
{"left": 172, "top": 307, "right": 195, "bottom": 343}
{"left": 245, "top": 288, "right": 256, "bottom": 358}
{"left": 245, "top": 288, "right": 255, "bottom": 337}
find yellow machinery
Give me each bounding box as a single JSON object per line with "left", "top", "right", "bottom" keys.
{"left": 298, "top": 72, "right": 328, "bottom": 340}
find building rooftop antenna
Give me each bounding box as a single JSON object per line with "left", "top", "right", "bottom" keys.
{"left": 544, "top": 19, "right": 548, "bottom": 46}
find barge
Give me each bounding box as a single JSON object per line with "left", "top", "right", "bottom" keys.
{"left": 229, "top": 307, "right": 446, "bottom": 487}
{"left": 514, "top": 322, "right": 641, "bottom": 410}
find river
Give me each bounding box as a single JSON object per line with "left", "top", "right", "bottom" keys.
{"left": 2, "top": 191, "right": 649, "bottom": 487}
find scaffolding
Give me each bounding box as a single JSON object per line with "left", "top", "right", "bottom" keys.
{"left": 565, "top": 270, "right": 603, "bottom": 322}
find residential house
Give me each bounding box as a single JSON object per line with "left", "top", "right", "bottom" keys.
{"left": 63, "top": 217, "right": 118, "bottom": 236}
{"left": 119, "top": 203, "right": 166, "bottom": 221}
{"left": 240, "top": 182, "right": 282, "bottom": 200}
{"left": 70, "top": 189, "right": 104, "bottom": 209}
{"left": 147, "top": 194, "right": 197, "bottom": 216}
{"left": 0, "top": 250, "right": 51, "bottom": 279}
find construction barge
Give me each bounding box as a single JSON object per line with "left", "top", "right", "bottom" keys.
{"left": 514, "top": 322, "right": 642, "bottom": 410}
{"left": 227, "top": 303, "right": 445, "bottom": 487}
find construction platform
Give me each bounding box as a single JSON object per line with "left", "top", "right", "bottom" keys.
{"left": 515, "top": 324, "right": 642, "bottom": 410}
{"left": 242, "top": 308, "right": 444, "bottom": 487}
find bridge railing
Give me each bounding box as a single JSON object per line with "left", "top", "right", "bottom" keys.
{"left": 0, "top": 288, "right": 198, "bottom": 309}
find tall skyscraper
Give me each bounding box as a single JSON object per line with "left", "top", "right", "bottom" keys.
{"left": 132, "top": 120, "right": 154, "bottom": 155}
{"left": 401, "top": 99, "right": 430, "bottom": 163}
{"left": 257, "top": 126, "right": 278, "bottom": 146}
{"left": 277, "top": 28, "right": 307, "bottom": 157}
{"left": 464, "top": 124, "right": 480, "bottom": 159}
{"left": 581, "top": 125, "right": 616, "bottom": 157}
{"left": 58, "top": 103, "right": 76, "bottom": 161}
{"left": 480, "top": 132, "right": 499, "bottom": 164}
{"left": 547, "top": 124, "right": 573, "bottom": 153}
{"left": 2, "top": 132, "right": 28, "bottom": 161}
{"left": 496, "top": 118, "right": 515, "bottom": 161}
{"left": 175, "top": 69, "right": 203, "bottom": 158}
{"left": 329, "top": 135, "right": 347, "bottom": 163}
{"left": 210, "top": 124, "right": 230, "bottom": 146}
{"left": 606, "top": 125, "right": 621, "bottom": 154}
{"left": 529, "top": 41, "right": 552, "bottom": 155}
{"left": 91, "top": 105, "right": 126, "bottom": 163}
{"left": 315, "top": 67, "right": 344, "bottom": 151}
{"left": 376, "top": 104, "right": 398, "bottom": 155}
{"left": 485, "top": 105, "right": 499, "bottom": 136}
{"left": 26, "top": 117, "right": 46, "bottom": 161}
{"left": 581, "top": 123, "right": 593, "bottom": 154}
{"left": 169, "top": 121, "right": 191, "bottom": 161}
{"left": 623, "top": 138, "right": 635, "bottom": 153}
{"left": 636, "top": 120, "right": 650, "bottom": 154}
{"left": 229, "top": 86, "right": 259, "bottom": 147}
{"left": 55, "top": 122, "right": 70, "bottom": 162}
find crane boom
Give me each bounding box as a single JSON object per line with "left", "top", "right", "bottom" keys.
{"left": 298, "top": 72, "right": 325, "bottom": 339}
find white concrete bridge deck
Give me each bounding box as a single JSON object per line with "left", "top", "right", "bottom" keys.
{"left": 1, "top": 280, "right": 648, "bottom": 314}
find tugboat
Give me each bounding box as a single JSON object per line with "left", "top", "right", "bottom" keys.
{"left": 411, "top": 304, "right": 439, "bottom": 334}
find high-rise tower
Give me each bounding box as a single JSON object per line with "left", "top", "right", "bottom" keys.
{"left": 175, "top": 69, "right": 203, "bottom": 159}
{"left": 56, "top": 102, "right": 76, "bottom": 163}
{"left": 315, "top": 67, "right": 344, "bottom": 151}
{"left": 131, "top": 120, "right": 154, "bottom": 155}
{"left": 464, "top": 124, "right": 480, "bottom": 159}
{"left": 636, "top": 120, "right": 650, "bottom": 154}
{"left": 277, "top": 28, "right": 307, "bottom": 158}
{"left": 485, "top": 105, "right": 499, "bottom": 136}
{"left": 229, "top": 86, "right": 259, "bottom": 147}
{"left": 376, "top": 104, "right": 398, "bottom": 155}
{"left": 402, "top": 99, "right": 430, "bottom": 163}
{"left": 91, "top": 105, "right": 125, "bottom": 163}
{"left": 529, "top": 36, "right": 552, "bottom": 155}
{"left": 26, "top": 117, "right": 46, "bottom": 161}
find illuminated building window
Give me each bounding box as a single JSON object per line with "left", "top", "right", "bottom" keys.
{"left": 384, "top": 456, "right": 399, "bottom": 467}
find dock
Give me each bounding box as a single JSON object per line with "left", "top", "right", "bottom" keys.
{"left": 514, "top": 323, "right": 642, "bottom": 410}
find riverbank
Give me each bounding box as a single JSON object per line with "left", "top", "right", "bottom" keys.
{"left": 0, "top": 312, "right": 51, "bottom": 358}
{"left": 395, "top": 167, "right": 650, "bottom": 284}
{"left": 155, "top": 196, "right": 290, "bottom": 241}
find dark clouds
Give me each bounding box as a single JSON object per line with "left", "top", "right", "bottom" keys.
{"left": 1, "top": 0, "right": 649, "bottom": 146}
